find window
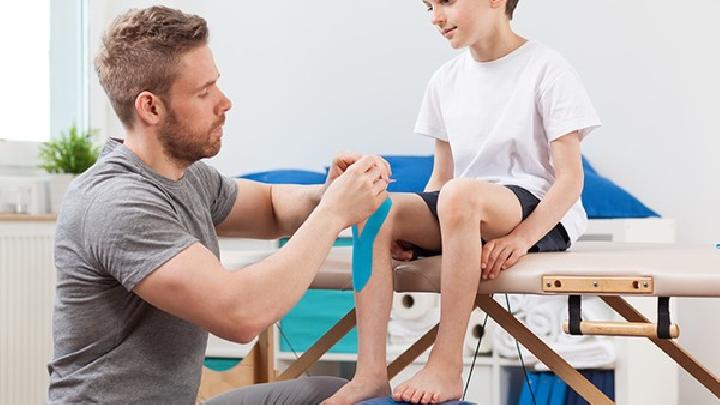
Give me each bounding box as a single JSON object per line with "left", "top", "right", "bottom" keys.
{"left": 0, "top": 2, "right": 51, "bottom": 142}
{"left": 0, "top": 0, "right": 87, "bottom": 171}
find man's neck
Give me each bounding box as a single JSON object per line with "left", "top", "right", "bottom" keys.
{"left": 123, "top": 131, "right": 187, "bottom": 181}
{"left": 468, "top": 23, "right": 525, "bottom": 63}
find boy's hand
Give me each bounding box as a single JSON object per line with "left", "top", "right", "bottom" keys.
{"left": 391, "top": 240, "right": 416, "bottom": 261}
{"left": 481, "top": 234, "right": 532, "bottom": 281}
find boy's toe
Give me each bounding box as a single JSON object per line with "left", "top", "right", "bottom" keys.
{"left": 402, "top": 388, "right": 416, "bottom": 402}
{"left": 410, "top": 388, "right": 425, "bottom": 403}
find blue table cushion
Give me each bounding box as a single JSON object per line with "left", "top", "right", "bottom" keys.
{"left": 581, "top": 157, "right": 659, "bottom": 219}
{"left": 380, "top": 155, "right": 435, "bottom": 193}
{"left": 239, "top": 169, "right": 326, "bottom": 185}
{"left": 239, "top": 155, "right": 659, "bottom": 219}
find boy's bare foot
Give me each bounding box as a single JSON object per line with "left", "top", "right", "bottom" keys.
{"left": 392, "top": 363, "right": 463, "bottom": 404}
{"left": 322, "top": 375, "right": 391, "bottom": 405}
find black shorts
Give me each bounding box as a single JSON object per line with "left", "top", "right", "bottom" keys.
{"left": 412, "top": 184, "right": 571, "bottom": 258}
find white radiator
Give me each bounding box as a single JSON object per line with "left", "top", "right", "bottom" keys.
{"left": 0, "top": 222, "right": 56, "bottom": 404}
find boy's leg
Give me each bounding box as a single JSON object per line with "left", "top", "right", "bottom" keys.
{"left": 394, "top": 179, "right": 523, "bottom": 404}
{"left": 323, "top": 193, "right": 442, "bottom": 405}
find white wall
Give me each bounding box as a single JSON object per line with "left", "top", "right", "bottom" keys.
{"left": 90, "top": 2, "right": 719, "bottom": 402}
{"left": 90, "top": 0, "right": 452, "bottom": 174}
{"left": 510, "top": 4, "right": 720, "bottom": 403}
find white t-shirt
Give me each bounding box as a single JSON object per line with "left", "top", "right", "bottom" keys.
{"left": 414, "top": 40, "right": 601, "bottom": 245}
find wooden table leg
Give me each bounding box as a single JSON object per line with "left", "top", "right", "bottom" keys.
{"left": 276, "top": 308, "right": 357, "bottom": 381}
{"left": 476, "top": 294, "right": 614, "bottom": 404}
{"left": 253, "top": 327, "right": 275, "bottom": 383}
{"left": 602, "top": 296, "right": 720, "bottom": 399}
{"left": 197, "top": 327, "right": 275, "bottom": 402}
{"left": 386, "top": 324, "right": 439, "bottom": 379}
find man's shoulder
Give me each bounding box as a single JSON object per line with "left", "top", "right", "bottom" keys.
{"left": 185, "top": 159, "right": 234, "bottom": 198}
{"left": 73, "top": 158, "right": 161, "bottom": 202}
{"left": 59, "top": 160, "right": 168, "bottom": 226}
{"left": 185, "top": 159, "right": 216, "bottom": 184}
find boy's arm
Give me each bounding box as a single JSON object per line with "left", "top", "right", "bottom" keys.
{"left": 425, "top": 139, "right": 454, "bottom": 191}
{"left": 482, "top": 132, "right": 583, "bottom": 278}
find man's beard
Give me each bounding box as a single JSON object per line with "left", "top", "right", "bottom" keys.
{"left": 157, "top": 109, "right": 223, "bottom": 165}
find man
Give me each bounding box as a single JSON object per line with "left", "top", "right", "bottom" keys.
{"left": 48, "top": 6, "right": 389, "bottom": 404}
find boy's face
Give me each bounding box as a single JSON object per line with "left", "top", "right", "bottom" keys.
{"left": 422, "top": 0, "right": 504, "bottom": 49}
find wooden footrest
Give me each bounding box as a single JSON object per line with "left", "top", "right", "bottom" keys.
{"left": 562, "top": 320, "right": 680, "bottom": 338}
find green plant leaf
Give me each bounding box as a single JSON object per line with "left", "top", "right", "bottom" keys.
{"left": 39, "top": 124, "right": 100, "bottom": 174}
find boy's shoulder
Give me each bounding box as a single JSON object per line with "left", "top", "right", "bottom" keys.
{"left": 430, "top": 52, "right": 467, "bottom": 82}
{"left": 526, "top": 41, "right": 579, "bottom": 78}
{"left": 431, "top": 41, "right": 578, "bottom": 84}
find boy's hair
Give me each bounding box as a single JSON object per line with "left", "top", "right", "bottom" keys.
{"left": 94, "top": 6, "right": 208, "bottom": 129}
{"left": 506, "top": 0, "right": 519, "bottom": 19}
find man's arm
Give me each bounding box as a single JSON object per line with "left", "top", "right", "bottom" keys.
{"left": 215, "top": 180, "right": 324, "bottom": 239}
{"left": 135, "top": 207, "right": 344, "bottom": 343}
{"left": 216, "top": 153, "right": 381, "bottom": 239}
{"left": 135, "top": 156, "right": 389, "bottom": 343}
{"left": 425, "top": 139, "right": 454, "bottom": 191}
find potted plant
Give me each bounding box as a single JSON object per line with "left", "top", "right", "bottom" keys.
{"left": 39, "top": 125, "right": 100, "bottom": 213}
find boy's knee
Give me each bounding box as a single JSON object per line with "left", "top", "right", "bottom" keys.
{"left": 438, "top": 178, "right": 483, "bottom": 222}
{"left": 375, "top": 195, "right": 402, "bottom": 239}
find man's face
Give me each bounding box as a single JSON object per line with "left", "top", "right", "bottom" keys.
{"left": 422, "top": 0, "right": 499, "bottom": 49}
{"left": 158, "top": 45, "right": 232, "bottom": 164}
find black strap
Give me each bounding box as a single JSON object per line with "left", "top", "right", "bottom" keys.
{"left": 568, "top": 295, "right": 583, "bottom": 335}
{"left": 657, "top": 297, "right": 672, "bottom": 339}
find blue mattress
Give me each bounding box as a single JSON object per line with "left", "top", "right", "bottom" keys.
{"left": 239, "top": 155, "right": 658, "bottom": 219}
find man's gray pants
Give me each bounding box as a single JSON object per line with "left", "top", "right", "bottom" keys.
{"left": 203, "top": 376, "right": 347, "bottom": 404}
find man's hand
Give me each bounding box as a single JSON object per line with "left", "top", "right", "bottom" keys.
{"left": 318, "top": 155, "right": 391, "bottom": 228}
{"left": 325, "top": 153, "right": 391, "bottom": 187}
{"left": 481, "top": 233, "right": 533, "bottom": 281}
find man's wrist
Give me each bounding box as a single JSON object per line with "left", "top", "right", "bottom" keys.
{"left": 312, "top": 203, "right": 346, "bottom": 235}
{"left": 312, "top": 184, "right": 327, "bottom": 206}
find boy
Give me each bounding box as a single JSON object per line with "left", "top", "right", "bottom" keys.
{"left": 324, "top": 0, "right": 600, "bottom": 403}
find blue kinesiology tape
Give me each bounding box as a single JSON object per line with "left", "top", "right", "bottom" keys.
{"left": 351, "top": 198, "right": 393, "bottom": 292}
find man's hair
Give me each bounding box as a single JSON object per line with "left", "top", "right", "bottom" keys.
{"left": 95, "top": 6, "right": 208, "bottom": 129}
{"left": 506, "top": 0, "right": 519, "bottom": 20}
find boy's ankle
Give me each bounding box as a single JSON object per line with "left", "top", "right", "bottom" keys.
{"left": 353, "top": 367, "right": 388, "bottom": 382}
{"left": 427, "top": 352, "right": 464, "bottom": 374}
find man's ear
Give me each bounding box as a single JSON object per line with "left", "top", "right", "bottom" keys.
{"left": 134, "top": 91, "right": 165, "bottom": 126}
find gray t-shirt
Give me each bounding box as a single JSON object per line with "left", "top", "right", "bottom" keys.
{"left": 48, "top": 138, "right": 237, "bottom": 404}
